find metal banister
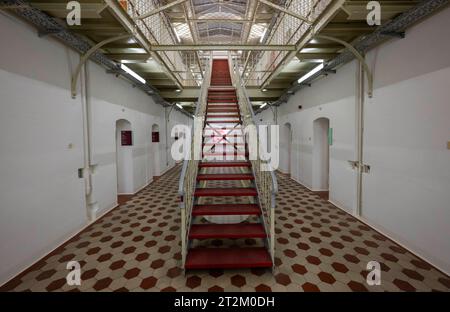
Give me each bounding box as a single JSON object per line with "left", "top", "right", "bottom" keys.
{"left": 178, "top": 53, "right": 212, "bottom": 268}
{"left": 229, "top": 54, "right": 278, "bottom": 195}
{"left": 228, "top": 53, "right": 278, "bottom": 262}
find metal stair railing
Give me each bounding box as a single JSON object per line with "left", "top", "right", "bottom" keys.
{"left": 178, "top": 54, "right": 212, "bottom": 268}
{"left": 228, "top": 53, "right": 279, "bottom": 263}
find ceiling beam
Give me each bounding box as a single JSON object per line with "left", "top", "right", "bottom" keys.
{"left": 261, "top": 0, "right": 346, "bottom": 89}
{"left": 150, "top": 44, "right": 296, "bottom": 51}
{"left": 258, "top": 0, "right": 312, "bottom": 24}
{"left": 67, "top": 23, "right": 123, "bottom": 31}
{"left": 342, "top": 1, "right": 417, "bottom": 20}
{"left": 133, "top": 0, "right": 188, "bottom": 20}
{"left": 104, "top": 0, "right": 183, "bottom": 89}
{"left": 104, "top": 53, "right": 150, "bottom": 61}
{"left": 28, "top": 3, "right": 105, "bottom": 18}
{"left": 159, "top": 87, "right": 283, "bottom": 101}
{"left": 296, "top": 52, "right": 340, "bottom": 60}
{"left": 103, "top": 43, "right": 141, "bottom": 49}
{"left": 321, "top": 22, "right": 375, "bottom": 34}
{"left": 305, "top": 42, "right": 343, "bottom": 49}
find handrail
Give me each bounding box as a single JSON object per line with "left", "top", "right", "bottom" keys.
{"left": 178, "top": 53, "right": 212, "bottom": 268}
{"left": 228, "top": 53, "right": 278, "bottom": 262}
{"left": 229, "top": 53, "right": 278, "bottom": 194}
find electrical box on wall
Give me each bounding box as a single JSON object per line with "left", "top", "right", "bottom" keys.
{"left": 152, "top": 131, "right": 160, "bottom": 143}
{"left": 121, "top": 131, "right": 133, "bottom": 146}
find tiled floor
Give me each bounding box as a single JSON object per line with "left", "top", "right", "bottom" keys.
{"left": 1, "top": 164, "right": 449, "bottom": 292}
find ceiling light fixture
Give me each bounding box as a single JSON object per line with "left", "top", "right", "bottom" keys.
{"left": 120, "top": 64, "right": 146, "bottom": 84}
{"left": 297, "top": 62, "right": 324, "bottom": 84}
{"left": 176, "top": 103, "right": 183, "bottom": 109}
{"left": 259, "top": 27, "right": 267, "bottom": 43}
{"left": 262, "top": 88, "right": 268, "bottom": 92}
{"left": 174, "top": 29, "right": 182, "bottom": 43}
{"left": 260, "top": 103, "right": 267, "bottom": 108}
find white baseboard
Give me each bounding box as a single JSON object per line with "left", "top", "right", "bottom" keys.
{"left": 291, "top": 176, "right": 313, "bottom": 192}
{"left": 287, "top": 175, "right": 450, "bottom": 277}
{"left": 157, "top": 163, "right": 176, "bottom": 177}
{"left": 0, "top": 202, "right": 119, "bottom": 287}
{"left": 353, "top": 214, "right": 450, "bottom": 277}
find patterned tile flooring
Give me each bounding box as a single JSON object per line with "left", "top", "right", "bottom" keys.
{"left": 1, "top": 164, "right": 449, "bottom": 292}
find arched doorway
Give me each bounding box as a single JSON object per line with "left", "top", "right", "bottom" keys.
{"left": 115, "top": 119, "right": 134, "bottom": 203}
{"left": 283, "top": 123, "right": 292, "bottom": 176}
{"left": 312, "top": 118, "right": 330, "bottom": 194}
{"left": 151, "top": 124, "right": 160, "bottom": 178}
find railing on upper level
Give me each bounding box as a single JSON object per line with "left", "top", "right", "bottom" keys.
{"left": 239, "top": 0, "right": 334, "bottom": 87}
{"left": 178, "top": 54, "right": 212, "bottom": 268}
{"left": 125, "top": 0, "right": 202, "bottom": 87}
{"left": 229, "top": 53, "right": 278, "bottom": 262}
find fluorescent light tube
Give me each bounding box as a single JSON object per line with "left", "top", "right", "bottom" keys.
{"left": 260, "top": 103, "right": 267, "bottom": 109}
{"left": 120, "top": 64, "right": 146, "bottom": 84}
{"left": 176, "top": 103, "right": 183, "bottom": 109}
{"left": 174, "top": 30, "right": 181, "bottom": 43}
{"left": 260, "top": 27, "right": 267, "bottom": 43}
{"left": 297, "top": 62, "right": 324, "bottom": 84}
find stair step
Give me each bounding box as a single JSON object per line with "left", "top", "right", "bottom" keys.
{"left": 197, "top": 173, "right": 254, "bottom": 181}
{"left": 185, "top": 247, "right": 272, "bottom": 269}
{"left": 208, "top": 100, "right": 237, "bottom": 103}
{"left": 192, "top": 203, "right": 260, "bottom": 216}
{"left": 203, "top": 143, "right": 244, "bottom": 146}
{"left": 206, "top": 105, "right": 238, "bottom": 108}
{"left": 203, "top": 134, "right": 244, "bottom": 137}
{"left": 204, "top": 127, "right": 242, "bottom": 130}
{"left": 206, "top": 120, "right": 241, "bottom": 124}
{"left": 189, "top": 224, "right": 266, "bottom": 239}
{"left": 199, "top": 161, "right": 250, "bottom": 168}
{"left": 207, "top": 108, "right": 239, "bottom": 113}
{"left": 208, "top": 95, "right": 236, "bottom": 98}
{"left": 203, "top": 152, "right": 248, "bottom": 157}
{"left": 209, "top": 86, "right": 234, "bottom": 88}
{"left": 194, "top": 187, "right": 257, "bottom": 197}
{"left": 206, "top": 114, "right": 240, "bottom": 118}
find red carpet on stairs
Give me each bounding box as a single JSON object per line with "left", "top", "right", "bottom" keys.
{"left": 185, "top": 59, "right": 273, "bottom": 270}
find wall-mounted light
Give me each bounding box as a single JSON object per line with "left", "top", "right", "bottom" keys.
{"left": 120, "top": 64, "right": 146, "bottom": 84}
{"left": 297, "top": 62, "right": 324, "bottom": 84}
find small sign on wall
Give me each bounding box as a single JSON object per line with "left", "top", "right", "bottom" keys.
{"left": 121, "top": 130, "right": 133, "bottom": 146}
{"left": 152, "top": 131, "right": 160, "bottom": 143}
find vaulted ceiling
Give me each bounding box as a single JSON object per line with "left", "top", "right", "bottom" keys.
{"left": 16, "top": 0, "right": 423, "bottom": 113}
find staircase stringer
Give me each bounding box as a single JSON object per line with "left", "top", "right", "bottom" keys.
{"left": 178, "top": 54, "right": 212, "bottom": 269}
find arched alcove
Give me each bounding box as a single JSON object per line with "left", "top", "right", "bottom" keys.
{"left": 115, "top": 119, "right": 134, "bottom": 196}
{"left": 312, "top": 117, "right": 330, "bottom": 192}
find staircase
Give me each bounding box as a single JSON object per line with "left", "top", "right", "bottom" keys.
{"left": 179, "top": 56, "right": 277, "bottom": 271}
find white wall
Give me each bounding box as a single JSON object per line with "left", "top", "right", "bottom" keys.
{"left": 0, "top": 13, "right": 190, "bottom": 284}
{"left": 279, "top": 123, "right": 292, "bottom": 174}
{"left": 260, "top": 7, "right": 450, "bottom": 273}
{"left": 312, "top": 118, "right": 330, "bottom": 191}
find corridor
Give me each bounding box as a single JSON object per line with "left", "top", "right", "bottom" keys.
{"left": 1, "top": 164, "right": 448, "bottom": 292}
{"left": 1, "top": 0, "right": 450, "bottom": 298}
